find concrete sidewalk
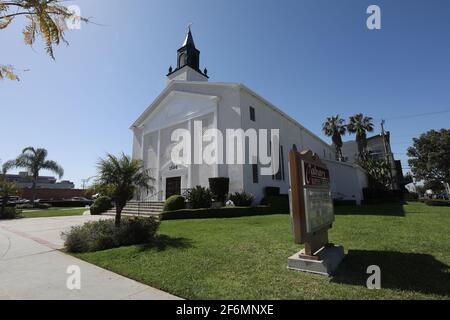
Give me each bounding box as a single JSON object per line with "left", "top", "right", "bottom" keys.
{"left": 0, "top": 216, "right": 180, "bottom": 300}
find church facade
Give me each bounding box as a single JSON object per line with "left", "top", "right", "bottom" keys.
{"left": 131, "top": 29, "right": 368, "bottom": 203}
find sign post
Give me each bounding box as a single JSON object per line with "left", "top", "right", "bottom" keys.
{"left": 287, "top": 150, "right": 345, "bottom": 276}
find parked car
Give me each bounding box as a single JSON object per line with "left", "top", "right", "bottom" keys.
{"left": 7, "top": 197, "right": 30, "bottom": 205}
{"left": 70, "top": 197, "right": 94, "bottom": 205}
{"left": 436, "top": 193, "right": 449, "bottom": 200}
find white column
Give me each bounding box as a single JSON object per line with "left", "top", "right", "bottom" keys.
{"left": 188, "top": 119, "right": 193, "bottom": 189}
{"left": 213, "top": 106, "right": 219, "bottom": 177}
{"left": 157, "top": 129, "right": 162, "bottom": 200}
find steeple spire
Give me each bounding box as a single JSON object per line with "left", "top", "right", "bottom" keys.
{"left": 183, "top": 24, "right": 195, "bottom": 47}
{"left": 167, "top": 25, "right": 208, "bottom": 81}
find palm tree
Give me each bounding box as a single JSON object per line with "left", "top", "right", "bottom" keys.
{"left": 95, "top": 153, "right": 154, "bottom": 227}
{"left": 6, "top": 147, "right": 64, "bottom": 205}
{"left": 322, "top": 115, "right": 347, "bottom": 161}
{"left": 347, "top": 113, "right": 374, "bottom": 158}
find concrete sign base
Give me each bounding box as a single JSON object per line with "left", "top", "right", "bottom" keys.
{"left": 287, "top": 245, "right": 345, "bottom": 276}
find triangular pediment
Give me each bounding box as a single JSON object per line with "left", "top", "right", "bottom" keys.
{"left": 136, "top": 90, "right": 219, "bottom": 131}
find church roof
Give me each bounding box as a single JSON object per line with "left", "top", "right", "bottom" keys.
{"left": 130, "top": 81, "right": 333, "bottom": 151}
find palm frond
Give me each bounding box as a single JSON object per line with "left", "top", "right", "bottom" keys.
{"left": 42, "top": 160, "right": 64, "bottom": 178}
{"left": 2, "top": 160, "right": 17, "bottom": 175}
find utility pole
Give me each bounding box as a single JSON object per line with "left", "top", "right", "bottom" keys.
{"left": 380, "top": 121, "right": 389, "bottom": 162}
{"left": 381, "top": 120, "right": 396, "bottom": 190}
{"left": 81, "top": 176, "right": 95, "bottom": 190}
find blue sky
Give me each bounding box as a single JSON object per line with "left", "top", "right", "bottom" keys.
{"left": 1, "top": 0, "right": 450, "bottom": 187}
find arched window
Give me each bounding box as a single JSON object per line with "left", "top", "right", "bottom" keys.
{"left": 178, "top": 53, "right": 186, "bottom": 67}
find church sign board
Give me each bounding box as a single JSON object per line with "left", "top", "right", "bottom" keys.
{"left": 288, "top": 150, "right": 335, "bottom": 256}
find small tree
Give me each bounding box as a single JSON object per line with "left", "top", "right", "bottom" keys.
{"left": 0, "top": 177, "right": 17, "bottom": 214}
{"left": 347, "top": 113, "right": 374, "bottom": 158}
{"left": 407, "top": 129, "right": 450, "bottom": 189}
{"left": 5, "top": 147, "right": 64, "bottom": 205}
{"left": 208, "top": 177, "right": 229, "bottom": 203}
{"left": 358, "top": 157, "right": 392, "bottom": 189}
{"left": 322, "top": 115, "right": 347, "bottom": 161}
{"left": 95, "top": 153, "right": 154, "bottom": 227}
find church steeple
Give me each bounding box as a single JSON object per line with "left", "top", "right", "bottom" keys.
{"left": 182, "top": 27, "right": 196, "bottom": 47}
{"left": 167, "top": 26, "right": 209, "bottom": 82}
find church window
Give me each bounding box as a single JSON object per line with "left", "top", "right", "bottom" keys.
{"left": 250, "top": 106, "right": 256, "bottom": 122}
{"left": 252, "top": 164, "right": 259, "bottom": 184}
{"left": 275, "top": 145, "right": 285, "bottom": 181}
{"left": 178, "top": 53, "right": 186, "bottom": 67}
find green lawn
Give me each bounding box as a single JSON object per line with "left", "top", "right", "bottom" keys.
{"left": 21, "top": 208, "right": 87, "bottom": 218}
{"left": 74, "top": 202, "right": 450, "bottom": 300}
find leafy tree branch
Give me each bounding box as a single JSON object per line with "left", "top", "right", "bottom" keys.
{"left": 1, "top": 0, "right": 88, "bottom": 80}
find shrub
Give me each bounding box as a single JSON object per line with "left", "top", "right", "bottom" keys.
{"left": 15, "top": 203, "right": 51, "bottom": 210}
{"left": 404, "top": 192, "right": 419, "bottom": 201}
{"left": 37, "top": 203, "right": 52, "bottom": 210}
{"left": 0, "top": 207, "right": 20, "bottom": 220}
{"left": 184, "top": 186, "right": 212, "bottom": 209}
{"left": 41, "top": 200, "right": 92, "bottom": 208}
{"left": 161, "top": 206, "right": 283, "bottom": 220}
{"left": 264, "top": 187, "right": 280, "bottom": 197}
{"left": 229, "top": 191, "right": 255, "bottom": 207}
{"left": 425, "top": 200, "right": 450, "bottom": 207}
{"left": 208, "top": 178, "right": 230, "bottom": 203}
{"left": 62, "top": 217, "right": 160, "bottom": 253}
{"left": 164, "top": 195, "right": 186, "bottom": 212}
{"left": 90, "top": 196, "right": 113, "bottom": 215}
{"left": 363, "top": 188, "right": 404, "bottom": 204}
{"left": 261, "top": 195, "right": 290, "bottom": 212}
{"left": 16, "top": 204, "right": 34, "bottom": 210}
{"left": 333, "top": 200, "right": 357, "bottom": 206}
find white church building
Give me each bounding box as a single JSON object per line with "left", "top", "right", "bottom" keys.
{"left": 131, "top": 29, "right": 368, "bottom": 203}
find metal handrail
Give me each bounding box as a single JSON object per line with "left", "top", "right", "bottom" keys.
{"left": 144, "top": 190, "right": 164, "bottom": 202}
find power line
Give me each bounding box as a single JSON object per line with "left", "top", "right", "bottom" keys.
{"left": 378, "top": 108, "right": 450, "bottom": 121}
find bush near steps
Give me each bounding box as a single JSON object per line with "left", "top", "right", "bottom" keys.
{"left": 90, "top": 196, "right": 113, "bottom": 215}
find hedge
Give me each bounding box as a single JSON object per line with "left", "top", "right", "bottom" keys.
{"left": 363, "top": 188, "right": 404, "bottom": 204}
{"left": 264, "top": 187, "right": 280, "bottom": 197}
{"left": 260, "top": 195, "right": 290, "bottom": 211}
{"left": 161, "top": 206, "right": 288, "bottom": 220}
{"left": 425, "top": 199, "right": 450, "bottom": 207}
{"left": 40, "top": 200, "right": 91, "bottom": 208}
{"left": 333, "top": 200, "right": 357, "bottom": 206}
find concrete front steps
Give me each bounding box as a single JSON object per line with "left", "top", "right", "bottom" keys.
{"left": 105, "top": 201, "right": 165, "bottom": 217}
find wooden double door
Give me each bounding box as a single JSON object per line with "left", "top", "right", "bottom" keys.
{"left": 166, "top": 177, "right": 181, "bottom": 199}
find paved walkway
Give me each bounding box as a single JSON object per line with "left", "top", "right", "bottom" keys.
{"left": 0, "top": 216, "right": 180, "bottom": 300}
